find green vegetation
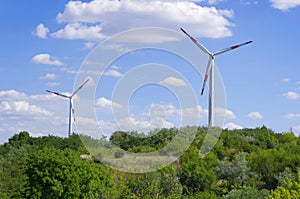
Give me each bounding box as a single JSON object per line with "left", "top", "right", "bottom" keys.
{"left": 1, "top": 126, "right": 300, "bottom": 198}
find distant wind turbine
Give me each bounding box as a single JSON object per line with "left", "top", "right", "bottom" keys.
{"left": 46, "top": 79, "right": 89, "bottom": 137}
{"left": 180, "top": 28, "right": 252, "bottom": 126}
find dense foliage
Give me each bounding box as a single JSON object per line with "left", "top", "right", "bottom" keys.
{"left": 1, "top": 126, "right": 300, "bottom": 198}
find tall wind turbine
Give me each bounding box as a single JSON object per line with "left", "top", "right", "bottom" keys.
{"left": 180, "top": 28, "right": 252, "bottom": 127}
{"left": 46, "top": 79, "right": 89, "bottom": 137}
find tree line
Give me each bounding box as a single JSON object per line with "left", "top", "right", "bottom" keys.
{"left": 1, "top": 126, "right": 300, "bottom": 198}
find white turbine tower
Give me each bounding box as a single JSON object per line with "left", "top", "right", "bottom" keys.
{"left": 46, "top": 79, "right": 89, "bottom": 137}
{"left": 180, "top": 28, "right": 252, "bottom": 127}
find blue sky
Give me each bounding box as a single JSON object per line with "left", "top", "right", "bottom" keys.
{"left": 1, "top": 0, "right": 300, "bottom": 143}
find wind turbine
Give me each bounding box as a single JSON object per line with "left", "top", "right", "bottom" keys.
{"left": 180, "top": 28, "right": 252, "bottom": 127}
{"left": 46, "top": 79, "right": 89, "bottom": 137}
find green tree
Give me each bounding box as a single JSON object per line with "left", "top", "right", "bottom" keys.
{"left": 223, "top": 187, "right": 269, "bottom": 199}
{"left": 266, "top": 172, "right": 300, "bottom": 199}
{"left": 125, "top": 165, "right": 182, "bottom": 198}
{"left": 180, "top": 146, "right": 216, "bottom": 194}
{"left": 215, "top": 153, "right": 251, "bottom": 185}
{"left": 8, "top": 131, "right": 31, "bottom": 148}
{"left": 0, "top": 146, "right": 29, "bottom": 198}
{"left": 25, "top": 147, "right": 116, "bottom": 199}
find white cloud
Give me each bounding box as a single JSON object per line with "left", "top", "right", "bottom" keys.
{"left": 213, "top": 108, "right": 236, "bottom": 119}
{"left": 270, "top": 0, "right": 300, "bottom": 11}
{"left": 0, "top": 101, "right": 53, "bottom": 117}
{"left": 117, "top": 115, "right": 174, "bottom": 132}
{"left": 84, "top": 69, "right": 123, "bottom": 77}
{"left": 241, "top": 0, "right": 258, "bottom": 5}
{"left": 100, "top": 44, "right": 131, "bottom": 53}
{"left": 224, "top": 109, "right": 236, "bottom": 119}
{"left": 40, "top": 73, "right": 56, "bottom": 80}
{"left": 32, "top": 54, "right": 64, "bottom": 66}
{"left": 161, "top": 77, "right": 187, "bottom": 87}
{"left": 247, "top": 111, "right": 263, "bottom": 120}
{"left": 0, "top": 90, "right": 27, "bottom": 100}
{"left": 34, "top": 23, "right": 49, "bottom": 39}
{"left": 224, "top": 122, "right": 243, "bottom": 130}
{"left": 207, "top": 0, "right": 224, "bottom": 4}
{"left": 282, "top": 91, "right": 300, "bottom": 100}
{"left": 285, "top": 113, "right": 300, "bottom": 119}
{"left": 96, "top": 97, "right": 122, "bottom": 109}
{"left": 60, "top": 67, "right": 77, "bottom": 74}
{"left": 280, "top": 78, "right": 289, "bottom": 83}
{"left": 148, "top": 104, "right": 207, "bottom": 121}
{"left": 51, "top": 23, "right": 105, "bottom": 41}
{"left": 104, "top": 69, "right": 123, "bottom": 77}
{"left": 46, "top": 82, "right": 60, "bottom": 87}
{"left": 83, "top": 41, "right": 96, "bottom": 49}
{"left": 50, "top": 0, "right": 234, "bottom": 42}
{"left": 0, "top": 89, "right": 78, "bottom": 143}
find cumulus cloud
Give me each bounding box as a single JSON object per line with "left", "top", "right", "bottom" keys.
{"left": 0, "top": 89, "right": 77, "bottom": 143}
{"left": 0, "top": 101, "right": 53, "bottom": 117}
{"left": 32, "top": 54, "right": 64, "bottom": 66}
{"left": 48, "top": 0, "right": 234, "bottom": 42}
{"left": 285, "top": 113, "right": 300, "bottom": 119}
{"left": 60, "top": 67, "right": 77, "bottom": 74}
{"left": 270, "top": 0, "right": 300, "bottom": 11}
{"left": 34, "top": 23, "right": 49, "bottom": 39}
{"left": 212, "top": 108, "right": 236, "bottom": 120}
{"left": 40, "top": 73, "right": 56, "bottom": 80}
{"left": 161, "top": 77, "right": 187, "bottom": 87}
{"left": 0, "top": 90, "right": 27, "bottom": 100}
{"left": 46, "top": 82, "right": 60, "bottom": 87}
{"left": 280, "top": 78, "right": 289, "bottom": 83}
{"left": 148, "top": 104, "right": 207, "bottom": 121}
{"left": 104, "top": 69, "right": 123, "bottom": 77}
{"left": 83, "top": 41, "right": 96, "bottom": 49}
{"left": 241, "top": 0, "right": 258, "bottom": 5}
{"left": 51, "top": 23, "right": 105, "bottom": 41}
{"left": 207, "top": 0, "right": 224, "bottom": 4}
{"left": 83, "top": 69, "right": 123, "bottom": 77}
{"left": 282, "top": 91, "right": 300, "bottom": 100}
{"left": 247, "top": 112, "right": 263, "bottom": 120}
{"left": 224, "top": 122, "right": 243, "bottom": 130}
{"left": 96, "top": 97, "right": 123, "bottom": 109}
{"left": 117, "top": 115, "right": 174, "bottom": 132}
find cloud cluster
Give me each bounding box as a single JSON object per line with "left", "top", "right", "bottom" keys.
{"left": 161, "top": 77, "right": 187, "bottom": 87}
{"left": 40, "top": 73, "right": 56, "bottom": 80}
{"left": 270, "top": 0, "right": 300, "bottom": 11}
{"left": 247, "top": 111, "right": 263, "bottom": 120}
{"left": 224, "top": 122, "right": 243, "bottom": 130}
{"left": 34, "top": 23, "right": 49, "bottom": 39}
{"left": 285, "top": 113, "right": 300, "bottom": 119}
{"left": 0, "top": 90, "right": 68, "bottom": 143}
{"left": 96, "top": 97, "right": 123, "bottom": 110}
{"left": 282, "top": 91, "right": 300, "bottom": 100}
{"left": 35, "top": 0, "right": 234, "bottom": 42}
{"left": 0, "top": 101, "right": 53, "bottom": 117}
{"left": 32, "top": 54, "right": 64, "bottom": 66}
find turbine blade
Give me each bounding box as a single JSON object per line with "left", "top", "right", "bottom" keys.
{"left": 201, "top": 57, "right": 213, "bottom": 96}
{"left": 214, "top": 41, "right": 253, "bottom": 56}
{"left": 46, "top": 90, "right": 70, "bottom": 98}
{"left": 72, "top": 79, "right": 90, "bottom": 97}
{"left": 180, "top": 28, "right": 212, "bottom": 55}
